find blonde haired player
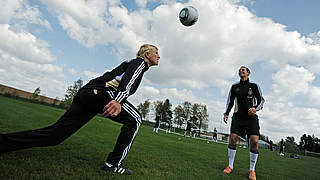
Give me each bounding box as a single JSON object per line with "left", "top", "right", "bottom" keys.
{"left": 0, "top": 44, "right": 160, "bottom": 175}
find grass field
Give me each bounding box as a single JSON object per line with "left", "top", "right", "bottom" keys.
{"left": 0, "top": 95, "right": 319, "bottom": 180}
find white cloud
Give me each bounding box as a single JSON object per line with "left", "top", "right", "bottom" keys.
{"left": 305, "top": 86, "right": 320, "bottom": 107}
{"left": 39, "top": 0, "right": 121, "bottom": 48}
{"left": 0, "top": 0, "right": 51, "bottom": 30}
{"left": 46, "top": 0, "right": 320, "bottom": 91}
{"left": 136, "top": 0, "right": 147, "bottom": 8}
{"left": 0, "top": 0, "right": 21, "bottom": 24}
{"left": 14, "top": 1, "right": 52, "bottom": 30}
{"left": 68, "top": 68, "right": 77, "bottom": 76}
{"left": 128, "top": 85, "right": 197, "bottom": 106}
{"left": 307, "top": 31, "right": 320, "bottom": 45}
{"left": 0, "top": 49, "right": 65, "bottom": 98}
{"left": 260, "top": 99, "right": 320, "bottom": 142}
{"left": 83, "top": 70, "right": 101, "bottom": 80}
{"left": 0, "top": 0, "right": 62, "bottom": 98}
{"left": 0, "top": 24, "right": 55, "bottom": 64}
{"left": 272, "top": 65, "right": 315, "bottom": 101}
{"left": 30, "top": 0, "right": 320, "bottom": 90}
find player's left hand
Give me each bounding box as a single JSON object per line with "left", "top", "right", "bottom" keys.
{"left": 223, "top": 114, "right": 228, "bottom": 124}
{"left": 103, "top": 100, "right": 121, "bottom": 117}
{"left": 248, "top": 107, "right": 256, "bottom": 116}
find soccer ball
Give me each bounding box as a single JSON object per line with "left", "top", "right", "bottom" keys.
{"left": 179, "top": 6, "right": 198, "bottom": 26}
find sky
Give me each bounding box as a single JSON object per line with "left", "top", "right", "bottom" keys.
{"left": 0, "top": 0, "right": 320, "bottom": 143}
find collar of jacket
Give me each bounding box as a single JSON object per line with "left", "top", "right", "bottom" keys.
{"left": 137, "top": 57, "right": 150, "bottom": 71}
{"left": 240, "top": 79, "right": 249, "bottom": 84}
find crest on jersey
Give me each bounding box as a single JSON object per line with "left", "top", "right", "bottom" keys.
{"left": 248, "top": 88, "right": 253, "bottom": 95}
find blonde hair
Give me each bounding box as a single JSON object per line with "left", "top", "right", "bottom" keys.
{"left": 136, "top": 44, "right": 158, "bottom": 60}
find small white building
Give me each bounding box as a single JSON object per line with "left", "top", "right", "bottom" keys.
{"left": 258, "top": 140, "right": 270, "bottom": 149}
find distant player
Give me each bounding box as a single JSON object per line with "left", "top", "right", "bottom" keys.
{"left": 213, "top": 127, "right": 218, "bottom": 142}
{"left": 165, "top": 120, "right": 172, "bottom": 133}
{"left": 222, "top": 66, "right": 265, "bottom": 180}
{"left": 279, "top": 139, "right": 285, "bottom": 156}
{"left": 184, "top": 120, "right": 192, "bottom": 137}
{"left": 153, "top": 114, "right": 161, "bottom": 133}
{"left": 269, "top": 140, "right": 273, "bottom": 151}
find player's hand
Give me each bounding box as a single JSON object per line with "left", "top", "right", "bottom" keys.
{"left": 248, "top": 108, "right": 256, "bottom": 116}
{"left": 223, "top": 114, "right": 228, "bottom": 124}
{"left": 103, "top": 100, "right": 121, "bottom": 117}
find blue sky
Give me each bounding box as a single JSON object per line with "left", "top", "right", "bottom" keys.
{"left": 250, "top": 0, "right": 320, "bottom": 35}
{"left": 1, "top": 0, "right": 320, "bottom": 142}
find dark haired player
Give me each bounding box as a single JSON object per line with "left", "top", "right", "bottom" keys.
{"left": 184, "top": 120, "right": 192, "bottom": 137}
{"left": 222, "top": 66, "right": 264, "bottom": 180}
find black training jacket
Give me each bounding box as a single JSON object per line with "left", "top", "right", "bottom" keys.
{"left": 83, "top": 58, "right": 149, "bottom": 104}
{"left": 224, "top": 79, "right": 264, "bottom": 116}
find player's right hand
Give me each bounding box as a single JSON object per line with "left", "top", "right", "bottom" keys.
{"left": 103, "top": 100, "right": 121, "bottom": 117}
{"left": 223, "top": 114, "right": 228, "bottom": 124}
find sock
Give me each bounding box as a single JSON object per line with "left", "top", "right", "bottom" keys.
{"left": 249, "top": 150, "right": 259, "bottom": 171}
{"left": 228, "top": 144, "right": 237, "bottom": 169}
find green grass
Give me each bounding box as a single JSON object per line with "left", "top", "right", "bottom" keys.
{"left": 1, "top": 95, "right": 320, "bottom": 180}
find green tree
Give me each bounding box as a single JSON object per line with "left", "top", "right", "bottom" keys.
{"left": 153, "top": 101, "right": 164, "bottom": 117}
{"left": 174, "top": 105, "right": 184, "bottom": 128}
{"left": 299, "top": 134, "right": 320, "bottom": 152}
{"left": 198, "top": 104, "right": 209, "bottom": 131}
{"left": 32, "top": 87, "right": 41, "bottom": 99}
{"left": 285, "top": 136, "right": 299, "bottom": 153}
{"left": 137, "top": 100, "right": 151, "bottom": 121}
{"left": 260, "top": 134, "right": 269, "bottom": 142}
{"left": 153, "top": 99, "right": 173, "bottom": 125}
{"left": 299, "top": 134, "right": 308, "bottom": 151}
{"left": 189, "top": 103, "right": 209, "bottom": 131}
{"left": 31, "top": 87, "right": 41, "bottom": 101}
{"left": 64, "top": 79, "right": 83, "bottom": 107}
{"left": 162, "top": 99, "right": 173, "bottom": 123}
{"left": 183, "top": 101, "right": 192, "bottom": 124}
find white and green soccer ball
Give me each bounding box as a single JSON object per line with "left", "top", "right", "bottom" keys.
{"left": 179, "top": 6, "right": 199, "bottom": 26}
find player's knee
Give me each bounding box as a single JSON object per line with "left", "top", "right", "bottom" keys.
{"left": 132, "top": 111, "right": 142, "bottom": 127}
{"left": 125, "top": 115, "right": 141, "bottom": 130}
{"left": 228, "top": 144, "right": 237, "bottom": 150}
{"left": 230, "top": 137, "right": 237, "bottom": 145}
{"left": 250, "top": 140, "right": 258, "bottom": 148}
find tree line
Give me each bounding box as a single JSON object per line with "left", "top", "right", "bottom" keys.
{"left": 61, "top": 79, "right": 210, "bottom": 131}
{"left": 299, "top": 134, "right": 320, "bottom": 153}
{"left": 20, "top": 79, "right": 84, "bottom": 109}
{"left": 138, "top": 99, "right": 209, "bottom": 131}
{"left": 274, "top": 134, "right": 320, "bottom": 155}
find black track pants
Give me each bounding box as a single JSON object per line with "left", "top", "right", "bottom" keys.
{"left": 0, "top": 88, "right": 141, "bottom": 166}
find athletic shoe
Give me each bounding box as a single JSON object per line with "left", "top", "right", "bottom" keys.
{"left": 249, "top": 170, "right": 256, "bottom": 180}
{"left": 223, "top": 166, "right": 233, "bottom": 174}
{"left": 101, "top": 162, "right": 132, "bottom": 175}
